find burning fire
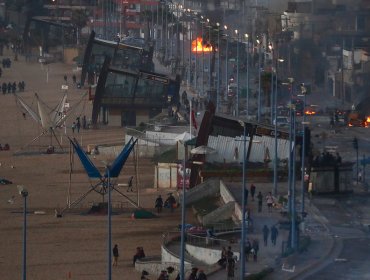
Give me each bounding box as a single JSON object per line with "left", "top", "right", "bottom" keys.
{"left": 192, "top": 37, "right": 213, "bottom": 53}
{"left": 305, "top": 110, "right": 316, "bottom": 115}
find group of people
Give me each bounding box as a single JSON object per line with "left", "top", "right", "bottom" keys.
{"left": 155, "top": 193, "right": 177, "bottom": 213}
{"left": 262, "top": 224, "right": 279, "bottom": 246}
{"left": 246, "top": 183, "right": 276, "bottom": 213}
{"left": 2, "top": 58, "right": 12, "bottom": 69}
{"left": 71, "top": 116, "right": 88, "bottom": 133}
{"left": 133, "top": 246, "right": 146, "bottom": 265}
{"left": 0, "top": 143, "right": 10, "bottom": 151}
{"left": 244, "top": 238, "right": 260, "bottom": 262}
{"left": 112, "top": 244, "right": 146, "bottom": 268}
{"left": 313, "top": 151, "right": 342, "bottom": 167}
{"left": 2, "top": 81, "right": 25, "bottom": 94}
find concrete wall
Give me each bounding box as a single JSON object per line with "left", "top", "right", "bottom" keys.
{"left": 203, "top": 201, "right": 236, "bottom": 226}
{"left": 182, "top": 179, "right": 220, "bottom": 206}
{"left": 186, "top": 243, "right": 240, "bottom": 265}
{"left": 220, "top": 180, "right": 236, "bottom": 204}
{"left": 186, "top": 244, "right": 221, "bottom": 265}
{"left": 161, "top": 246, "right": 192, "bottom": 269}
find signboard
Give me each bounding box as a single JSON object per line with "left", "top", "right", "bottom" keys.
{"left": 177, "top": 163, "right": 190, "bottom": 189}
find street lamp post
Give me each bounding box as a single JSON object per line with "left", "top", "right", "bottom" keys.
{"left": 216, "top": 22, "right": 220, "bottom": 112}
{"left": 273, "top": 58, "right": 284, "bottom": 196}
{"left": 245, "top": 33, "right": 249, "bottom": 118}
{"left": 207, "top": 19, "right": 211, "bottom": 94}
{"left": 100, "top": 161, "right": 113, "bottom": 280}
{"left": 18, "top": 185, "right": 28, "bottom": 280}
{"left": 224, "top": 25, "right": 228, "bottom": 106}
{"left": 238, "top": 121, "right": 248, "bottom": 280}
{"left": 106, "top": 166, "right": 112, "bottom": 280}
{"left": 299, "top": 84, "right": 307, "bottom": 217}
{"left": 179, "top": 144, "right": 187, "bottom": 280}
{"left": 201, "top": 16, "right": 205, "bottom": 96}
{"left": 257, "top": 39, "right": 262, "bottom": 122}
{"left": 235, "top": 29, "right": 239, "bottom": 116}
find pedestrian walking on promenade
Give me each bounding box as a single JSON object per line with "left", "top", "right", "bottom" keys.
{"left": 257, "top": 191, "right": 263, "bottom": 212}
{"left": 250, "top": 184, "right": 256, "bottom": 201}
{"left": 113, "top": 244, "right": 119, "bottom": 267}
{"left": 266, "top": 192, "right": 275, "bottom": 213}
{"left": 252, "top": 239, "right": 259, "bottom": 262}
{"left": 271, "top": 225, "right": 278, "bottom": 246}
{"left": 263, "top": 225, "right": 269, "bottom": 246}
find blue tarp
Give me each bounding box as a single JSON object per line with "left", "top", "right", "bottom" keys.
{"left": 70, "top": 137, "right": 137, "bottom": 179}
{"left": 104, "top": 138, "right": 137, "bottom": 178}
{"left": 70, "top": 138, "right": 101, "bottom": 178}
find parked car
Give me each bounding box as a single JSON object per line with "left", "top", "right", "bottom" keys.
{"left": 273, "top": 116, "right": 289, "bottom": 127}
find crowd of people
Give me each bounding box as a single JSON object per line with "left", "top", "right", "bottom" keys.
{"left": 2, "top": 81, "right": 26, "bottom": 94}
{"left": 0, "top": 143, "right": 10, "bottom": 151}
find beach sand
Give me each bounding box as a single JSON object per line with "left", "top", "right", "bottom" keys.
{"left": 0, "top": 49, "right": 191, "bottom": 280}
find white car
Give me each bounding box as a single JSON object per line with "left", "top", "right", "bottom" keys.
{"left": 273, "top": 116, "right": 289, "bottom": 127}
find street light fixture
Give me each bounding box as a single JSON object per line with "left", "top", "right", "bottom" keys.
{"left": 18, "top": 185, "right": 28, "bottom": 280}
{"left": 238, "top": 121, "right": 247, "bottom": 280}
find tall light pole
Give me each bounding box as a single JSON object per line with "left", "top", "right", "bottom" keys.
{"left": 224, "top": 25, "right": 229, "bottom": 105}
{"left": 216, "top": 22, "right": 220, "bottom": 112}
{"left": 238, "top": 121, "right": 247, "bottom": 280}
{"left": 235, "top": 29, "right": 239, "bottom": 117}
{"left": 179, "top": 143, "right": 187, "bottom": 280}
{"left": 299, "top": 84, "right": 307, "bottom": 217}
{"left": 257, "top": 39, "right": 262, "bottom": 122}
{"left": 103, "top": 164, "right": 112, "bottom": 280}
{"left": 201, "top": 16, "right": 205, "bottom": 96}
{"left": 273, "top": 58, "right": 284, "bottom": 196}
{"left": 245, "top": 33, "right": 249, "bottom": 118}
{"left": 207, "top": 18, "right": 211, "bottom": 94}
{"left": 18, "top": 185, "right": 28, "bottom": 280}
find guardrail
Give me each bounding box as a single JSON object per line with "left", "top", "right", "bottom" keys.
{"left": 186, "top": 233, "right": 229, "bottom": 248}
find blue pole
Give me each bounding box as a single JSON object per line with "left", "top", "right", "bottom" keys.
{"left": 273, "top": 64, "right": 278, "bottom": 196}
{"left": 107, "top": 167, "right": 112, "bottom": 280}
{"left": 217, "top": 27, "right": 220, "bottom": 112}
{"left": 257, "top": 44, "right": 261, "bottom": 122}
{"left": 246, "top": 39, "right": 249, "bottom": 118}
{"left": 180, "top": 147, "right": 186, "bottom": 280}
{"left": 291, "top": 112, "right": 297, "bottom": 250}
{"left": 22, "top": 193, "right": 27, "bottom": 280}
{"left": 301, "top": 93, "right": 306, "bottom": 217}
{"left": 240, "top": 123, "right": 247, "bottom": 280}
{"left": 225, "top": 36, "right": 228, "bottom": 101}
{"left": 236, "top": 33, "right": 239, "bottom": 116}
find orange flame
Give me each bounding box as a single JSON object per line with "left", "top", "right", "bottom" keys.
{"left": 305, "top": 110, "right": 316, "bottom": 115}
{"left": 192, "top": 37, "right": 212, "bottom": 53}
{"left": 367, "top": 116, "right": 370, "bottom": 123}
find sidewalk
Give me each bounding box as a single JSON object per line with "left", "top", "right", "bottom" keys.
{"left": 207, "top": 181, "right": 334, "bottom": 280}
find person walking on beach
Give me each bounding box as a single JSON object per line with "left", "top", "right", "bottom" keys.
{"left": 257, "top": 191, "right": 263, "bottom": 212}
{"left": 113, "top": 244, "right": 119, "bottom": 267}
{"left": 262, "top": 225, "right": 269, "bottom": 246}
{"left": 250, "top": 184, "right": 256, "bottom": 201}
{"left": 155, "top": 195, "right": 163, "bottom": 213}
